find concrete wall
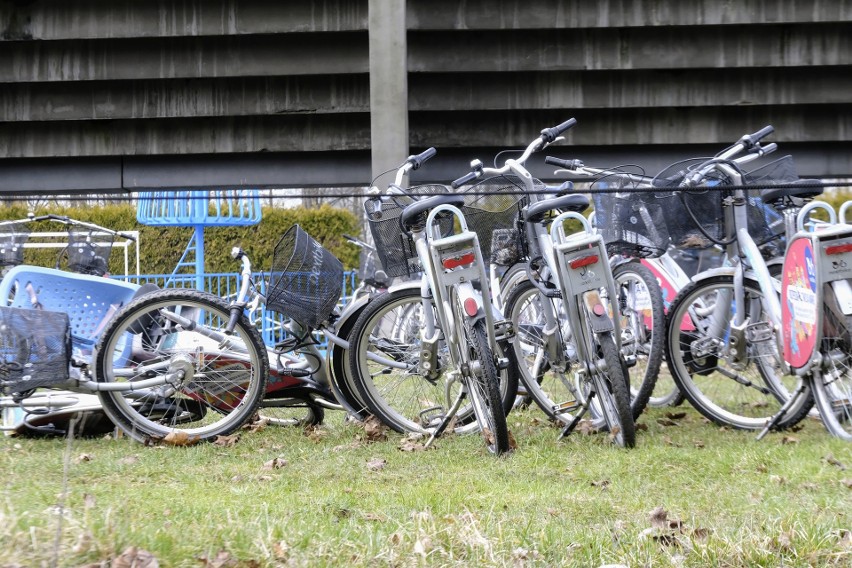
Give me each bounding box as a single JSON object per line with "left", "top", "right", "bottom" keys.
{"left": 0, "top": 0, "right": 849, "bottom": 194}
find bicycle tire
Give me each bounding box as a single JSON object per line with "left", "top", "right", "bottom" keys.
{"left": 811, "top": 283, "right": 852, "bottom": 440}
{"left": 464, "top": 318, "right": 510, "bottom": 454}
{"left": 259, "top": 397, "right": 324, "bottom": 427}
{"left": 589, "top": 330, "right": 636, "bottom": 448}
{"left": 347, "top": 287, "right": 516, "bottom": 435}
{"left": 665, "top": 275, "right": 812, "bottom": 430}
{"left": 612, "top": 261, "right": 665, "bottom": 419}
{"left": 94, "top": 289, "right": 268, "bottom": 443}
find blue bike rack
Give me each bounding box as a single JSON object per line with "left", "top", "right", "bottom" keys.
{"left": 136, "top": 190, "right": 262, "bottom": 290}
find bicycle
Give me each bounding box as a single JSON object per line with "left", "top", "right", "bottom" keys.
{"left": 348, "top": 148, "right": 514, "bottom": 454}
{"left": 453, "top": 119, "right": 637, "bottom": 447}
{"left": 91, "top": 223, "right": 415, "bottom": 441}
{"left": 661, "top": 125, "right": 833, "bottom": 432}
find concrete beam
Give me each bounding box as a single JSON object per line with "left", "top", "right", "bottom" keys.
{"left": 0, "top": 33, "right": 368, "bottom": 82}
{"left": 0, "top": 0, "right": 367, "bottom": 40}
{"left": 0, "top": 76, "right": 370, "bottom": 121}
{"left": 408, "top": 0, "right": 852, "bottom": 30}
{"left": 368, "top": 0, "right": 408, "bottom": 181}
{"left": 408, "top": 68, "right": 852, "bottom": 111}
{"left": 0, "top": 114, "right": 371, "bottom": 158}
{"left": 408, "top": 24, "right": 851, "bottom": 72}
{"left": 408, "top": 107, "right": 852, "bottom": 147}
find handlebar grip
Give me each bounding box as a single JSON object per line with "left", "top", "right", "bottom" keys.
{"left": 544, "top": 156, "right": 583, "bottom": 170}
{"left": 748, "top": 125, "right": 774, "bottom": 142}
{"left": 754, "top": 142, "right": 778, "bottom": 157}
{"left": 451, "top": 171, "right": 479, "bottom": 189}
{"left": 540, "top": 118, "right": 577, "bottom": 143}
{"left": 409, "top": 147, "right": 437, "bottom": 170}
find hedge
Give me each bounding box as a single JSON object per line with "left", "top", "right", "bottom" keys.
{"left": 0, "top": 203, "right": 362, "bottom": 275}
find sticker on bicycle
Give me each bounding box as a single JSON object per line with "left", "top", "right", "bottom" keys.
{"left": 782, "top": 237, "right": 819, "bottom": 368}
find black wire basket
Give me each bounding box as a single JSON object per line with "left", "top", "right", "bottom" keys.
{"left": 591, "top": 174, "right": 670, "bottom": 259}
{"left": 649, "top": 158, "right": 779, "bottom": 249}
{"left": 67, "top": 230, "right": 115, "bottom": 275}
{"left": 1, "top": 306, "right": 71, "bottom": 395}
{"left": 365, "top": 185, "right": 453, "bottom": 278}
{"left": 267, "top": 225, "right": 343, "bottom": 328}
{"left": 458, "top": 175, "right": 530, "bottom": 268}
{"left": 0, "top": 222, "right": 30, "bottom": 267}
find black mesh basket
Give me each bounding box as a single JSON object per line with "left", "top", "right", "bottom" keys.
{"left": 267, "top": 225, "right": 343, "bottom": 328}
{"left": 365, "top": 185, "right": 453, "bottom": 278}
{"left": 67, "top": 230, "right": 115, "bottom": 275}
{"left": 591, "top": 174, "right": 670, "bottom": 258}
{"left": 458, "top": 175, "right": 530, "bottom": 268}
{"left": 0, "top": 222, "right": 30, "bottom": 267}
{"left": 650, "top": 159, "right": 776, "bottom": 250}
{"left": 1, "top": 306, "right": 71, "bottom": 395}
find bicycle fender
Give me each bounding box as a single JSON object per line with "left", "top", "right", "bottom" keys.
{"left": 582, "top": 289, "right": 614, "bottom": 333}
{"left": 689, "top": 266, "right": 781, "bottom": 294}
{"left": 457, "top": 281, "right": 484, "bottom": 322}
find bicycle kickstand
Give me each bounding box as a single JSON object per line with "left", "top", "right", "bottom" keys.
{"left": 756, "top": 383, "right": 809, "bottom": 440}
{"left": 558, "top": 391, "right": 594, "bottom": 439}
{"left": 424, "top": 391, "right": 466, "bottom": 449}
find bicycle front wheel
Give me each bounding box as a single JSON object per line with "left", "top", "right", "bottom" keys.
{"left": 613, "top": 261, "right": 665, "bottom": 419}
{"left": 464, "top": 318, "right": 510, "bottom": 454}
{"left": 588, "top": 330, "right": 636, "bottom": 448}
{"left": 665, "top": 275, "right": 811, "bottom": 430}
{"left": 812, "top": 283, "right": 852, "bottom": 440}
{"left": 94, "top": 289, "right": 269, "bottom": 443}
{"left": 347, "top": 287, "right": 516, "bottom": 436}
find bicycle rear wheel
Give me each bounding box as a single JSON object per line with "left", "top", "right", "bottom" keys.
{"left": 613, "top": 261, "right": 664, "bottom": 419}
{"left": 812, "top": 283, "right": 852, "bottom": 440}
{"left": 665, "top": 275, "right": 812, "bottom": 430}
{"left": 94, "top": 289, "right": 268, "bottom": 443}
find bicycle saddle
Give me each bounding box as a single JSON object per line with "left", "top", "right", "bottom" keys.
{"left": 525, "top": 194, "right": 590, "bottom": 224}
{"left": 760, "top": 178, "right": 823, "bottom": 206}
{"left": 400, "top": 194, "right": 466, "bottom": 230}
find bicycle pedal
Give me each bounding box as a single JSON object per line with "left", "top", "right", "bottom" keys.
{"left": 745, "top": 321, "right": 774, "bottom": 343}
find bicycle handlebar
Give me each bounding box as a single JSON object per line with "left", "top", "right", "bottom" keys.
{"left": 540, "top": 118, "right": 577, "bottom": 144}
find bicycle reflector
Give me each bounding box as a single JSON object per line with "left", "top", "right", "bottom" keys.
{"left": 442, "top": 251, "right": 475, "bottom": 270}
{"left": 569, "top": 254, "right": 599, "bottom": 270}
{"left": 463, "top": 297, "right": 479, "bottom": 317}
{"left": 825, "top": 243, "right": 852, "bottom": 255}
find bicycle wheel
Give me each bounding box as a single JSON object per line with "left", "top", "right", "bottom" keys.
{"left": 665, "top": 275, "right": 812, "bottom": 430}
{"left": 464, "top": 318, "right": 510, "bottom": 454}
{"left": 811, "top": 283, "right": 852, "bottom": 440}
{"left": 94, "top": 289, "right": 268, "bottom": 443}
{"left": 612, "top": 261, "right": 665, "bottom": 419}
{"left": 347, "top": 287, "right": 515, "bottom": 436}
{"left": 587, "top": 329, "right": 636, "bottom": 448}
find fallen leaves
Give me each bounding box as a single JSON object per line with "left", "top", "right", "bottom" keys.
{"left": 639, "top": 506, "right": 710, "bottom": 548}
{"left": 113, "top": 546, "right": 159, "bottom": 568}
{"left": 213, "top": 433, "right": 241, "bottom": 447}
{"left": 825, "top": 454, "right": 848, "bottom": 470}
{"left": 262, "top": 457, "right": 288, "bottom": 470}
{"left": 160, "top": 431, "right": 200, "bottom": 446}
{"left": 366, "top": 457, "right": 387, "bottom": 471}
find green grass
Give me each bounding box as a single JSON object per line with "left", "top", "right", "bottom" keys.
{"left": 1, "top": 406, "right": 850, "bottom": 567}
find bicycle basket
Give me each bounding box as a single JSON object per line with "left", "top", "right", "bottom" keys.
{"left": 67, "top": 230, "right": 114, "bottom": 276}
{"left": 591, "top": 174, "right": 669, "bottom": 258}
{"left": 0, "top": 222, "right": 30, "bottom": 267}
{"left": 365, "top": 185, "right": 453, "bottom": 278}
{"left": 1, "top": 306, "right": 71, "bottom": 395}
{"left": 651, "top": 159, "right": 774, "bottom": 249}
{"left": 458, "top": 175, "right": 529, "bottom": 268}
{"left": 267, "top": 225, "right": 343, "bottom": 328}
